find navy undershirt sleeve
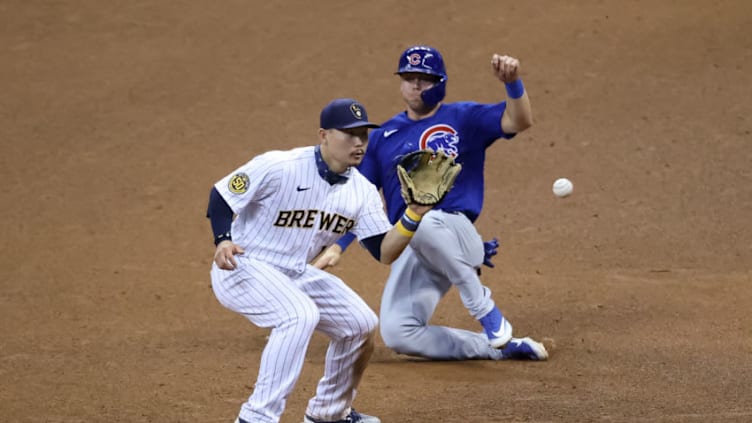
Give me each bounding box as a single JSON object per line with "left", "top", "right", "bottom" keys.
{"left": 206, "top": 187, "right": 233, "bottom": 242}
{"left": 360, "top": 233, "right": 386, "bottom": 261}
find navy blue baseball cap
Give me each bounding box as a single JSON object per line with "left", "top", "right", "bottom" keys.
{"left": 320, "top": 98, "right": 380, "bottom": 130}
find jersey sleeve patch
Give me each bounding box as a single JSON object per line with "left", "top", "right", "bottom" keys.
{"left": 228, "top": 173, "right": 250, "bottom": 194}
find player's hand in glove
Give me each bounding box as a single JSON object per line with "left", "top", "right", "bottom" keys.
{"left": 483, "top": 238, "right": 500, "bottom": 268}
{"left": 396, "top": 149, "right": 462, "bottom": 206}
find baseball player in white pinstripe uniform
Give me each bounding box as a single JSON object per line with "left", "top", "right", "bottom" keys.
{"left": 207, "top": 98, "right": 432, "bottom": 423}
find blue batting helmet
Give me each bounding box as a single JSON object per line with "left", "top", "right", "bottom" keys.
{"left": 395, "top": 45, "right": 447, "bottom": 106}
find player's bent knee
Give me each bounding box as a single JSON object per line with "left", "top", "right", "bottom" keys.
{"left": 380, "top": 320, "right": 420, "bottom": 354}
{"left": 281, "top": 306, "right": 320, "bottom": 336}
{"left": 352, "top": 308, "right": 379, "bottom": 339}
{"left": 332, "top": 307, "right": 378, "bottom": 340}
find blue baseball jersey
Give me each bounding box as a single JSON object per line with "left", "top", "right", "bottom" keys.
{"left": 358, "top": 101, "right": 514, "bottom": 224}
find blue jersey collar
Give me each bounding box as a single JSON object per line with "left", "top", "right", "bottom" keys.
{"left": 314, "top": 145, "right": 349, "bottom": 185}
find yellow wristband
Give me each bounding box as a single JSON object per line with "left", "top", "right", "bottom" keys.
{"left": 395, "top": 220, "right": 415, "bottom": 237}
{"left": 404, "top": 207, "right": 422, "bottom": 222}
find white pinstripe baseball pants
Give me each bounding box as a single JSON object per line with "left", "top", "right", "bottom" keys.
{"left": 211, "top": 256, "right": 378, "bottom": 423}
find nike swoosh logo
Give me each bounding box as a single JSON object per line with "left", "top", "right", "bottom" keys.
{"left": 296, "top": 186, "right": 311, "bottom": 192}
{"left": 492, "top": 321, "right": 510, "bottom": 338}
{"left": 384, "top": 129, "right": 398, "bottom": 138}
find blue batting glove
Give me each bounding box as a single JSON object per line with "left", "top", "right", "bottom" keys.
{"left": 483, "top": 238, "right": 500, "bottom": 268}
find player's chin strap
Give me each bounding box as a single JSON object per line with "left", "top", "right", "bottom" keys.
{"left": 421, "top": 76, "right": 447, "bottom": 107}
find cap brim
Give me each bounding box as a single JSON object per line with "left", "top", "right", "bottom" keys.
{"left": 338, "top": 122, "right": 380, "bottom": 129}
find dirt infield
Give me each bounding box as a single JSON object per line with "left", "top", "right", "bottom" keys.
{"left": 2, "top": 1, "right": 751, "bottom": 422}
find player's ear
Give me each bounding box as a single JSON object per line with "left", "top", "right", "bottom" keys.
{"left": 318, "top": 128, "right": 328, "bottom": 144}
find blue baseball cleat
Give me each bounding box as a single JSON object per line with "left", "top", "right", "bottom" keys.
{"left": 304, "top": 408, "right": 381, "bottom": 423}
{"left": 479, "top": 305, "right": 513, "bottom": 348}
{"left": 501, "top": 337, "right": 549, "bottom": 360}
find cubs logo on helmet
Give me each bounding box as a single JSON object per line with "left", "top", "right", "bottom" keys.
{"left": 397, "top": 46, "right": 447, "bottom": 79}
{"left": 419, "top": 124, "right": 459, "bottom": 158}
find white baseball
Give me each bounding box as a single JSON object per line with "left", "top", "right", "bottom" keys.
{"left": 552, "top": 178, "right": 573, "bottom": 197}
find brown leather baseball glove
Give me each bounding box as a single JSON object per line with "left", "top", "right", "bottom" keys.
{"left": 396, "top": 149, "right": 462, "bottom": 206}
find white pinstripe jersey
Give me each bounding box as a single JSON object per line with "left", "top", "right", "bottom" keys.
{"left": 215, "top": 146, "right": 391, "bottom": 273}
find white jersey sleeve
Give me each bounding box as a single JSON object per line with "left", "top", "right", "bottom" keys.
{"left": 214, "top": 151, "right": 283, "bottom": 213}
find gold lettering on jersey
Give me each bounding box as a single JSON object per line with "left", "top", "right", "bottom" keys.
{"left": 303, "top": 209, "right": 318, "bottom": 228}
{"left": 289, "top": 210, "right": 305, "bottom": 227}
{"left": 228, "top": 173, "right": 250, "bottom": 194}
{"left": 319, "top": 212, "right": 337, "bottom": 231}
{"left": 333, "top": 215, "right": 354, "bottom": 234}
{"left": 274, "top": 210, "right": 292, "bottom": 227}
{"left": 319, "top": 211, "right": 355, "bottom": 234}
{"left": 274, "top": 209, "right": 355, "bottom": 234}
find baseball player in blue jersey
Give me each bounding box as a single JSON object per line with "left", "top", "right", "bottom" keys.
{"left": 315, "top": 46, "right": 548, "bottom": 361}
{"left": 207, "top": 98, "right": 436, "bottom": 423}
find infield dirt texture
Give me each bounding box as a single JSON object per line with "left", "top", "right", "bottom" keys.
{"left": 2, "top": 1, "right": 751, "bottom": 422}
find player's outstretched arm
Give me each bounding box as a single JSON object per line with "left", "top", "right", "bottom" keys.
{"left": 379, "top": 204, "right": 432, "bottom": 264}
{"left": 492, "top": 54, "right": 533, "bottom": 134}
{"left": 315, "top": 204, "right": 431, "bottom": 268}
